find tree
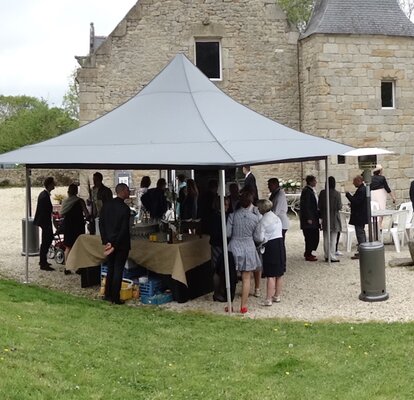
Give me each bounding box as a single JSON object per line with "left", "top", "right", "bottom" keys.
{"left": 0, "top": 95, "right": 79, "bottom": 154}
{"left": 399, "top": 0, "right": 414, "bottom": 20}
{"left": 277, "top": 0, "right": 414, "bottom": 32}
{"left": 277, "top": 0, "right": 315, "bottom": 32}
{"left": 62, "top": 69, "right": 80, "bottom": 120}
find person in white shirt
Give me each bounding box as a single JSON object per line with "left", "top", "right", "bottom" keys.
{"left": 254, "top": 199, "right": 286, "bottom": 306}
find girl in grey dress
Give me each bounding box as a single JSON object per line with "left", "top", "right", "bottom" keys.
{"left": 226, "top": 192, "right": 262, "bottom": 313}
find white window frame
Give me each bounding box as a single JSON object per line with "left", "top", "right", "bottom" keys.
{"left": 194, "top": 38, "right": 222, "bottom": 81}
{"left": 381, "top": 80, "right": 395, "bottom": 109}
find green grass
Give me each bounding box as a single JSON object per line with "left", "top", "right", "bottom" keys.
{"left": 1, "top": 279, "right": 414, "bottom": 400}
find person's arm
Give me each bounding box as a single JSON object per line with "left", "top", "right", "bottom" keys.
{"left": 253, "top": 220, "right": 265, "bottom": 243}
{"left": 79, "top": 198, "right": 90, "bottom": 219}
{"left": 114, "top": 205, "right": 130, "bottom": 249}
{"left": 383, "top": 177, "right": 396, "bottom": 203}
{"left": 226, "top": 212, "right": 234, "bottom": 238}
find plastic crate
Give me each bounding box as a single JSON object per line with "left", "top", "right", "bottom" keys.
{"left": 139, "top": 277, "right": 162, "bottom": 297}
{"left": 141, "top": 292, "right": 173, "bottom": 305}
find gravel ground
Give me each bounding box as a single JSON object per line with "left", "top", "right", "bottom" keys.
{"left": 1, "top": 187, "right": 414, "bottom": 322}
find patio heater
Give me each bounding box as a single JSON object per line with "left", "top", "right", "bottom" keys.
{"left": 343, "top": 148, "right": 392, "bottom": 302}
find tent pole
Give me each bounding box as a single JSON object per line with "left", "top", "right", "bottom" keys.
{"left": 325, "top": 158, "right": 331, "bottom": 265}
{"left": 24, "top": 167, "right": 31, "bottom": 283}
{"left": 219, "top": 169, "right": 232, "bottom": 314}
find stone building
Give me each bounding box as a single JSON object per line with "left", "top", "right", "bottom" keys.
{"left": 76, "top": 0, "right": 414, "bottom": 201}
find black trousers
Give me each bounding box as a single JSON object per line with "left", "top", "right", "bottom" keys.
{"left": 302, "top": 228, "right": 320, "bottom": 257}
{"left": 39, "top": 224, "right": 53, "bottom": 266}
{"left": 105, "top": 248, "right": 129, "bottom": 302}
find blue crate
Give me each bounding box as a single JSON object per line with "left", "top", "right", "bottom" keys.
{"left": 101, "top": 264, "right": 108, "bottom": 278}
{"left": 141, "top": 292, "right": 173, "bottom": 305}
{"left": 123, "top": 268, "right": 141, "bottom": 280}
{"left": 139, "top": 278, "right": 162, "bottom": 297}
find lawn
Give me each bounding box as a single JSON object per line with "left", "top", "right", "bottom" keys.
{"left": 0, "top": 279, "right": 413, "bottom": 400}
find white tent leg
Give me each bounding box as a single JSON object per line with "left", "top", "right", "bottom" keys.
{"left": 325, "top": 158, "right": 331, "bottom": 265}
{"left": 24, "top": 167, "right": 31, "bottom": 283}
{"left": 219, "top": 169, "right": 232, "bottom": 314}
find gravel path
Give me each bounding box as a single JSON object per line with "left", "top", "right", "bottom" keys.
{"left": 1, "top": 187, "right": 414, "bottom": 322}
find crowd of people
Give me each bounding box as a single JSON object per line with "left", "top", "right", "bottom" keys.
{"left": 32, "top": 164, "right": 414, "bottom": 310}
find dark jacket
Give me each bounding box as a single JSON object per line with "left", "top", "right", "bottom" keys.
{"left": 99, "top": 197, "right": 131, "bottom": 251}
{"left": 346, "top": 184, "right": 368, "bottom": 226}
{"left": 242, "top": 173, "right": 258, "bottom": 203}
{"left": 141, "top": 188, "right": 168, "bottom": 219}
{"left": 370, "top": 175, "right": 391, "bottom": 193}
{"left": 33, "top": 190, "right": 53, "bottom": 228}
{"left": 410, "top": 181, "right": 414, "bottom": 209}
{"left": 300, "top": 186, "right": 319, "bottom": 229}
{"left": 318, "top": 189, "right": 342, "bottom": 232}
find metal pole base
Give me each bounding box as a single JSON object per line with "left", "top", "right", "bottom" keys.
{"left": 359, "top": 292, "right": 389, "bottom": 302}
{"left": 21, "top": 251, "right": 40, "bottom": 256}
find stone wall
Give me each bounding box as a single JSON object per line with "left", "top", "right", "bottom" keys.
{"left": 299, "top": 34, "right": 414, "bottom": 202}
{"left": 0, "top": 169, "right": 79, "bottom": 187}
{"left": 76, "top": 0, "right": 301, "bottom": 198}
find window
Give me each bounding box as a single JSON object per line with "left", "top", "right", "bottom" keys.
{"left": 195, "top": 40, "right": 221, "bottom": 80}
{"left": 381, "top": 81, "right": 395, "bottom": 108}
{"left": 337, "top": 155, "right": 345, "bottom": 164}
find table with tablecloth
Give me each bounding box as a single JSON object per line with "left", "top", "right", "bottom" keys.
{"left": 66, "top": 234, "right": 211, "bottom": 287}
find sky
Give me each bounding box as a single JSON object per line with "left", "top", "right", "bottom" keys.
{"left": 0, "top": 0, "right": 137, "bottom": 107}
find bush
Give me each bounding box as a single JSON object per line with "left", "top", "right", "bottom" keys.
{"left": 0, "top": 179, "right": 10, "bottom": 187}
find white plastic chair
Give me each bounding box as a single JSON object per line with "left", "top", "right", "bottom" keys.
{"left": 339, "top": 211, "right": 356, "bottom": 253}
{"left": 398, "top": 202, "right": 413, "bottom": 239}
{"left": 380, "top": 210, "right": 409, "bottom": 252}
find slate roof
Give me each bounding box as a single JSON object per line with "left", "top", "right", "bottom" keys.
{"left": 301, "top": 0, "right": 414, "bottom": 39}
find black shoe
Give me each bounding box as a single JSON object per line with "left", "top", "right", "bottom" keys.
{"left": 112, "top": 300, "right": 125, "bottom": 305}
{"left": 39, "top": 262, "right": 52, "bottom": 267}
{"left": 351, "top": 254, "right": 360, "bottom": 260}
{"left": 64, "top": 269, "right": 72, "bottom": 275}
{"left": 40, "top": 265, "right": 55, "bottom": 271}
{"left": 325, "top": 258, "right": 340, "bottom": 263}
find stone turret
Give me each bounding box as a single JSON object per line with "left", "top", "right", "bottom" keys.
{"left": 299, "top": 0, "right": 414, "bottom": 199}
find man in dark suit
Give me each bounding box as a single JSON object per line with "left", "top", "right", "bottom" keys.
{"left": 300, "top": 175, "right": 320, "bottom": 261}
{"left": 141, "top": 178, "right": 168, "bottom": 220}
{"left": 99, "top": 183, "right": 131, "bottom": 304}
{"left": 241, "top": 165, "right": 258, "bottom": 204}
{"left": 34, "top": 177, "right": 56, "bottom": 271}
{"left": 346, "top": 175, "right": 368, "bottom": 260}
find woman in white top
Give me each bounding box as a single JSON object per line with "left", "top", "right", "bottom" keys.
{"left": 254, "top": 199, "right": 286, "bottom": 306}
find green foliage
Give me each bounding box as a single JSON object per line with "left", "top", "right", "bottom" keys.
{"left": 277, "top": 0, "right": 315, "bottom": 32}
{"left": 1, "top": 279, "right": 414, "bottom": 399}
{"left": 0, "top": 95, "right": 79, "bottom": 154}
{"left": 62, "top": 69, "right": 80, "bottom": 120}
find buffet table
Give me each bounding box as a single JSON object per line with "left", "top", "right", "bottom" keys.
{"left": 66, "top": 234, "right": 212, "bottom": 293}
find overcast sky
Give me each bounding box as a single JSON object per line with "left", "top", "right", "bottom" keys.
{"left": 0, "top": 0, "right": 137, "bottom": 107}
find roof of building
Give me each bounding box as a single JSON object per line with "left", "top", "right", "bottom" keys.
{"left": 301, "top": 0, "right": 414, "bottom": 39}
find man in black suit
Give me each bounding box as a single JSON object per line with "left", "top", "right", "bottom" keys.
{"left": 346, "top": 175, "right": 368, "bottom": 260}
{"left": 410, "top": 180, "right": 414, "bottom": 210}
{"left": 33, "top": 177, "right": 56, "bottom": 271}
{"left": 241, "top": 165, "right": 258, "bottom": 204}
{"left": 141, "top": 178, "right": 168, "bottom": 220}
{"left": 99, "top": 183, "right": 131, "bottom": 304}
{"left": 300, "top": 175, "right": 320, "bottom": 261}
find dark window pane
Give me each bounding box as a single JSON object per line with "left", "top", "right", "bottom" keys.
{"left": 195, "top": 42, "right": 220, "bottom": 79}
{"left": 381, "top": 81, "right": 393, "bottom": 107}
{"left": 337, "top": 155, "right": 345, "bottom": 164}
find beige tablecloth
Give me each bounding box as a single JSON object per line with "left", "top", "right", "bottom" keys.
{"left": 66, "top": 234, "right": 211, "bottom": 286}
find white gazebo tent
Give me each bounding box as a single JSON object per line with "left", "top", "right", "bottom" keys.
{"left": 0, "top": 54, "right": 354, "bottom": 311}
